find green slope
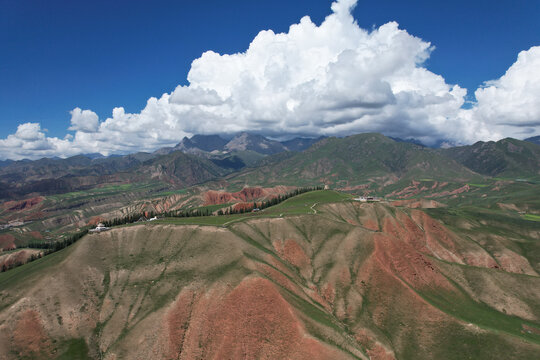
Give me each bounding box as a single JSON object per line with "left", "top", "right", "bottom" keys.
{"left": 441, "top": 138, "right": 540, "bottom": 178}
{"left": 227, "top": 133, "right": 480, "bottom": 188}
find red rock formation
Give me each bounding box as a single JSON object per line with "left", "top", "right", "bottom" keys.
{"left": 3, "top": 196, "right": 44, "bottom": 211}
{"left": 203, "top": 186, "right": 294, "bottom": 205}
{"left": 203, "top": 191, "right": 235, "bottom": 206}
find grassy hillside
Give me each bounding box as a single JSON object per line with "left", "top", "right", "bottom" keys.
{"left": 441, "top": 138, "right": 540, "bottom": 178}
{"left": 226, "top": 133, "right": 480, "bottom": 190}
{"left": 1, "top": 192, "right": 539, "bottom": 359}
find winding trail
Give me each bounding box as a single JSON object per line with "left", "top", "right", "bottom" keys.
{"left": 310, "top": 203, "right": 318, "bottom": 214}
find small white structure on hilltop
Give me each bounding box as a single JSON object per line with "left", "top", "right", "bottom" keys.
{"left": 148, "top": 216, "right": 158, "bottom": 221}
{"left": 354, "top": 196, "right": 381, "bottom": 202}
{"left": 89, "top": 223, "right": 110, "bottom": 233}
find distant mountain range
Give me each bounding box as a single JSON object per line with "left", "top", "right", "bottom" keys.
{"left": 525, "top": 135, "right": 540, "bottom": 145}
{"left": 227, "top": 133, "right": 480, "bottom": 188}
{"left": 440, "top": 138, "right": 540, "bottom": 177}
{"left": 162, "top": 132, "right": 324, "bottom": 155}
{"left": 0, "top": 132, "right": 539, "bottom": 200}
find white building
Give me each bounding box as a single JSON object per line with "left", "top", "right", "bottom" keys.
{"left": 90, "top": 223, "right": 110, "bottom": 233}
{"left": 354, "top": 196, "right": 381, "bottom": 202}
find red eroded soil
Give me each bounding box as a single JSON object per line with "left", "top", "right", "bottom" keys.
{"left": 256, "top": 260, "right": 304, "bottom": 297}
{"left": 337, "top": 184, "right": 370, "bottom": 191}
{"left": 4, "top": 196, "right": 43, "bottom": 211}
{"left": 235, "top": 187, "right": 266, "bottom": 201}
{"left": 0, "top": 234, "right": 16, "bottom": 251}
{"left": 493, "top": 250, "right": 537, "bottom": 275}
{"left": 28, "top": 231, "right": 43, "bottom": 239}
{"left": 203, "top": 191, "right": 235, "bottom": 205}
{"left": 322, "top": 282, "right": 336, "bottom": 305}
{"left": 355, "top": 329, "right": 396, "bottom": 360}
{"left": 412, "top": 210, "right": 498, "bottom": 267}
{"left": 166, "top": 290, "right": 196, "bottom": 359}
{"left": 274, "top": 239, "right": 311, "bottom": 269}
{"left": 427, "top": 184, "right": 470, "bottom": 198}
{"left": 12, "top": 310, "right": 52, "bottom": 358}
{"left": 166, "top": 277, "right": 347, "bottom": 359}
{"left": 87, "top": 216, "right": 106, "bottom": 226}
{"left": 362, "top": 218, "right": 379, "bottom": 231}
{"left": 391, "top": 199, "right": 445, "bottom": 209}
{"left": 232, "top": 202, "right": 256, "bottom": 212}
{"left": 203, "top": 186, "right": 293, "bottom": 205}
{"left": 386, "top": 181, "right": 427, "bottom": 199}
{"left": 409, "top": 210, "right": 464, "bottom": 263}
{"left": 373, "top": 231, "right": 452, "bottom": 290}
{"left": 206, "top": 278, "right": 340, "bottom": 359}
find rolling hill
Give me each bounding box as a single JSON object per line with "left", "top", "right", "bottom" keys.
{"left": 0, "top": 151, "right": 230, "bottom": 200}
{"left": 226, "top": 133, "right": 481, "bottom": 189}
{"left": 441, "top": 138, "right": 540, "bottom": 178}
{"left": 0, "top": 195, "right": 539, "bottom": 359}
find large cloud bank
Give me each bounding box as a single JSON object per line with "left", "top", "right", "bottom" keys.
{"left": 1, "top": 0, "right": 539, "bottom": 159}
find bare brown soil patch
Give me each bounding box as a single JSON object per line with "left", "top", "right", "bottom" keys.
{"left": 167, "top": 277, "right": 349, "bottom": 359}
{"left": 427, "top": 184, "right": 470, "bottom": 198}
{"left": 337, "top": 184, "right": 370, "bottom": 191}
{"left": 166, "top": 289, "right": 196, "bottom": 359}
{"left": 12, "top": 310, "right": 53, "bottom": 358}
{"left": 274, "top": 239, "right": 311, "bottom": 269}
{"left": 28, "top": 231, "right": 43, "bottom": 239}
{"left": 363, "top": 218, "right": 379, "bottom": 231}
{"left": 374, "top": 232, "right": 452, "bottom": 290}
{"left": 497, "top": 203, "right": 520, "bottom": 212}
{"left": 0, "top": 234, "right": 16, "bottom": 251}
{"left": 0, "top": 249, "right": 42, "bottom": 270}
{"left": 355, "top": 329, "right": 396, "bottom": 360}
{"left": 87, "top": 216, "right": 106, "bottom": 226}
{"left": 391, "top": 199, "right": 446, "bottom": 209}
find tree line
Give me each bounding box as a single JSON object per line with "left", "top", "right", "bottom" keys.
{"left": 3, "top": 186, "right": 324, "bottom": 272}
{"left": 1, "top": 252, "right": 45, "bottom": 272}
{"left": 2, "top": 229, "right": 89, "bottom": 272}
{"left": 27, "top": 228, "right": 89, "bottom": 252}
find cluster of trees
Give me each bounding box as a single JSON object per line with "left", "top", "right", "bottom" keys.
{"left": 2, "top": 228, "right": 89, "bottom": 273}
{"left": 27, "top": 228, "right": 89, "bottom": 252}
{"left": 163, "top": 208, "right": 212, "bottom": 218}
{"left": 2, "top": 186, "right": 325, "bottom": 273}
{"left": 1, "top": 251, "right": 45, "bottom": 272}
{"left": 100, "top": 186, "right": 324, "bottom": 224}
{"left": 157, "top": 186, "right": 323, "bottom": 217}
{"left": 102, "top": 212, "right": 156, "bottom": 227}
{"left": 217, "top": 186, "right": 323, "bottom": 215}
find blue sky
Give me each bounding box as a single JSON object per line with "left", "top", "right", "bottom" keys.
{"left": 0, "top": 0, "right": 539, "bottom": 159}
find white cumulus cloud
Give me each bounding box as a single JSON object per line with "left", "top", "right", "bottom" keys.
{"left": 68, "top": 108, "right": 100, "bottom": 133}
{"left": 0, "top": 0, "right": 538, "bottom": 160}
{"left": 463, "top": 46, "right": 540, "bottom": 139}
{"left": 0, "top": 123, "right": 74, "bottom": 159}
